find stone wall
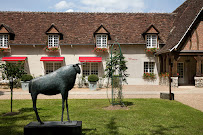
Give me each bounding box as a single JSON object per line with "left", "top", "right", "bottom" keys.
{"left": 171, "top": 77, "right": 178, "bottom": 87}
{"left": 159, "top": 77, "right": 169, "bottom": 86}
{"left": 159, "top": 76, "right": 178, "bottom": 87}
{"left": 194, "top": 77, "right": 203, "bottom": 87}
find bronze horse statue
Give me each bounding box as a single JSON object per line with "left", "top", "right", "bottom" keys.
{"left": 29, "top": 64, "right": 81, "bottom": 124}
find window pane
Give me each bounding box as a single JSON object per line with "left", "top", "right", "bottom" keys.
{"left": 45, "top": 62, "right": 62, "bottom": 74}
{"left": 96, "top": 35, "right": 107, "bottom": 48}
{"left": 96, "top": 35, "right": 102, "bottom": 48}
{"left": 54, "top": 63, "right": 62, "bottom": 70}
{"left": 152, "top": 35, "right": 157, "bottom": 47}
{"left": 0, "top": 35, "right": 3, "bottom": 47}
{"left": 177, "top": 63, "right": 184, "bottom": 78}
{"left": 146, "top": 35, "right": 157, "bottom": 48}
{"left": 48, "top": 35, "right": 59, "bottom": 48}
{"left": 144, "top": 62, "right": 148, "bottom": 73}
{"left": 102, "top": 35, "right": 107, "bottom": 48}
{"left": 3, "top": 35, "right": 8, "bottom": 47}
{"left": 144, "top": 62, "right": 155, "bottom": 73}
{"left": 46, "top": 63, "right": 54, "bottom": 74}
{"left": 82, "top": 63, "right": 99, "bottom": 77}
{"left": 83, "top": 63, "right": 90, "bottom": 77}
{"left": 91, "top": 63, "right": 98, "bottom": 75}
{"left": 0, "top": 35, "right": 8, "bottom": 48}
{"left": 54, "top": 35, "right": 59, "bottom": 47}
{"left": 48, "top": 35, "right": 53, "bottom": 47}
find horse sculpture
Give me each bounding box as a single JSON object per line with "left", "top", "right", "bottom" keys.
{"left": 29, "top": 64, "right": 81, "bottom": 124}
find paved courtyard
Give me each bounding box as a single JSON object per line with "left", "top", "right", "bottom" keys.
{"left": 0, "top": 85, "right": 202, "bottom": 112}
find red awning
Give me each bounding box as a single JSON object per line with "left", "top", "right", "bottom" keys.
{"left": 40, "top": 57, "right": 64, "bottom": 61}
{"left": 79, "top": 57, "right": 102, "bottom": 62}
{"left": 1, "top": 57, "right": 27, "bottom": 61}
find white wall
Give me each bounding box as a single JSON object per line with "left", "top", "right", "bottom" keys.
{"left": 0, "top": 44, "right": 160, "bottom": 85}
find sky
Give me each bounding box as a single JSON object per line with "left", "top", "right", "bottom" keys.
{"left": 0, "top": 0, "right": 186, "bottom": 13}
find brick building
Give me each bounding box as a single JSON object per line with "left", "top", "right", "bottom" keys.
{"left": 0, "top": 0, "right": 202, "bottom": 87}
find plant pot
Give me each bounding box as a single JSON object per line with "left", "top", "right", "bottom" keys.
{"left": 21, "top": 81, "right": 30, "bottom": 91}
{"left": 88, "top": 82, "right": 97, "bottom": 90}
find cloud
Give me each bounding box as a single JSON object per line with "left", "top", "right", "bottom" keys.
{"left": 80, "top": 0, "right": 145, "bottom": 12}
{"left": 66, "top": 9, "right": 74, "bottom": 12}
{"left": 54, "top": 1, "right": 74, "bottom": 10}
{"left": 53, "top": 0, "right": 145, "bottom": 12}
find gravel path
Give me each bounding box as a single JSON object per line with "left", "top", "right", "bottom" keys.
{"left": 0, "top": 85, "right": 202, "bottom": 112}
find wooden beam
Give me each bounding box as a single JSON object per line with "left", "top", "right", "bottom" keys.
{"left": 194, "top": 56, "right": 202, "bottom": 77}
{"left": 179, "top": 52, "right": 203, "bottom": 56}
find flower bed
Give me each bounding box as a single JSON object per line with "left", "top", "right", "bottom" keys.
{"left": 93, "top": 47, "right": 108, "bottom": 53}
{"left": 144, "top": 48, "right": 159, "bottom": 54}
{"left": 159, "top": 72, "right": 169, "bottom": 78}
{"left": 43, "top": 46, "right": 60, "bottom": 52}
{"left": 143, "top": 72, "right": 156, "bottom": 80}
{"left": 159, "top": 72, "right": 169, "bottom": 86}
{"left": 0, "top": 48, "right": 11, "bottom": 52}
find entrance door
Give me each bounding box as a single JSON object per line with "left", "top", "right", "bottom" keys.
{"left": 178, "top": 62, "right": 184, "bottom": 84}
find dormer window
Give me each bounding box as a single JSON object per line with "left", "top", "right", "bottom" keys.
{"left": 0, "top": 34, "right": 8, "bottom": 48}
{"left": 48, "top": 35, "right": 59, "bottom": 48}
{"left": 0, "top": 24, "right": 15, "bottom": 49}
{"left": 45, "top": 24, "right": 63, "bottom": 48}
{"left": 94, "top": 25, "right": 111, "bottom": 49}
{"left": 143, "top": 25, "right": 160, "bottom": 49}
{"left": 146, "top": 34, "right": 157, "bottom": 48}
{"left": 96, "top": 34, "right": 107, "bottom": 48}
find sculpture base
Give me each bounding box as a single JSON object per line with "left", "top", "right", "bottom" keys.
{"left": 160, "top": 93, "right": 174, "bottom": 100}
{"left": 24, "top": 121, "right": 82, "bottom": 135}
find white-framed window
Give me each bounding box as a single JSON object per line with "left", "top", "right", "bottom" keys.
{"left": 82, "top": 63, "right": 98, "bottom": 77}
{"left": 0, "top": 35, "right": 8, "bottom": 48}
{"left": 96, "top": 34, "right": 107, "bottom": 48}
{"left": 48, "top": 35, "right": 59, "bottom": 48}
{"left": 146, "top": 34, "right": 157, "bottom": 48}
{"left": 45, "top": 62, "right": 62, "bottom": 74}
{"left": 144, "top": 62, "right": 155, "bottom": 73}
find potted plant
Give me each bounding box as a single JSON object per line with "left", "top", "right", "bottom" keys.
{"left": 143, "top": 72, "right": 156, "bottom": 80}
{"left": 43, "top": 46, "right": 60, "bottom": 52}
{"left": 21, "top": 74, "right": 33, "bottom": 91}
{"left": 0, "top": 47, "right": 11, "bottom": 53}
{"left": 144, "top": 48, "right": 159, "bottom": 54}
{"left": 88, "top": 74, "right": 99, "bottom": 90}
{"left": 93, "top": 47, "right": 108, "bottom": 53}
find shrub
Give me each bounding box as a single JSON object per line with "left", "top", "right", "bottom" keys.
{"left": 21, "top": 74, "right": 33, "bottom": 82}
{"left": 112, "top": 75, "right": 121, "bottom": 88}
{"left": 88, "top": 74, "right": 99, "bottom": 82}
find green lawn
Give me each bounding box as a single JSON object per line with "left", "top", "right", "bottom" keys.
{"left": 0, "top": 99, "right": 202, "bottom": 135}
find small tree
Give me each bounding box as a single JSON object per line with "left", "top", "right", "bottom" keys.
{"left": 105, "top": 44, "right": 129, "bottom": 105}
{"left": 0, "top": 61, "right": 25, "bottom": 112}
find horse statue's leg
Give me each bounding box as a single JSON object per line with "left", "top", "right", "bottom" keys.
{"left": 65, "top": 91, "right": 71, "bottom": 122}
{"left": 31, "top": 93, "right": 44, "bottom": 124}
{"left": 61, "top": 93, "right": 66, "bottom": 123}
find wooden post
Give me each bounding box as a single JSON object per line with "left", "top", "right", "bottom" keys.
{"left": 172, "top": 54, "right": 179, "bottom": 77}
{"left": 168, "top": 54, "right": 172, "bottom": 100}
{"left": 194, "top": 56, "right": 202, "bottom": 77}
{"left": 160, "top": 55, "right": 163, "bottom": 73}
{"left": 162, "top": 54, "right": 166, "bottom": 73}
{"left": 166, "top": 54, "right": 169, "bottom": 72}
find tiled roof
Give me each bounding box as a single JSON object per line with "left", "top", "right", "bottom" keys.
{"left": 158, "top": 0, "right": 203, "bottom": 54}
{"left": 0, "top": 12, "right": 175, "bottom": 45}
